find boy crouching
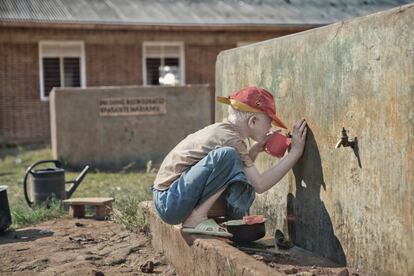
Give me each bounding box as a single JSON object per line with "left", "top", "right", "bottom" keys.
{"left": 152, "top": 86, "right": 307, "bottom": 237}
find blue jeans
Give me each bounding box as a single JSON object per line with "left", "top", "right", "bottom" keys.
{"left": 152, "top": 146, "right": 255, "bottom": 225}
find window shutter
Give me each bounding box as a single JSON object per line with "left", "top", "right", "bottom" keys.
{"left": 63, "top": 57, "right": 81, "bottom": 87}
{"left": 146, "top": 58, "right": 161, "bottom": 85}
{"left": 43, "top": 57, "right": 61, "bottom": 97}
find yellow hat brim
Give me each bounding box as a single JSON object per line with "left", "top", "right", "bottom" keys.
{"left": 217, "top": 96, "right": 262, "bottom": 113}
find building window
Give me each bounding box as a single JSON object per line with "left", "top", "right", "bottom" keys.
{"left": 39, "top": 41, "right": 85, "bottom": 100}
{"left": 143, "top": 42, "right": 185, "bottom": 86}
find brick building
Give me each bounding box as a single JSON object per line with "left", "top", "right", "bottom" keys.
{"left": 0, "top": 0, "right": 409, "bottom": 144}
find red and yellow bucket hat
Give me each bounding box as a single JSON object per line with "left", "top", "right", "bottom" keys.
{"left": 217, "top": 86, "right": 287, "bottom": 129}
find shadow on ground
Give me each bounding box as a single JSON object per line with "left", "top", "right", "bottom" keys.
{"left": 0, "top": 228, "right": 54, "bottom": 245}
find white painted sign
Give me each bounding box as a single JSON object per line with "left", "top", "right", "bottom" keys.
{"left": 99, "top": 96, "right": 166, "bottom": 116}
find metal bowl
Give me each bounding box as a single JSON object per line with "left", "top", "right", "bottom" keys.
{"left": 223, "top": 219, "right": 266, "bottom": 243}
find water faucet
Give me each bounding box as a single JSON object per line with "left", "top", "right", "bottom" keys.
{"left": 335, "top": 127, "right": 355, "bottom": 149}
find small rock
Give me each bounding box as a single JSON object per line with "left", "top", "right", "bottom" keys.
{"left": 108, "top": 257, "right": 126, "bottom": 265}
{"left": 76, "top": 255, "right": 86, "bottom": 261}
{"left": 84, "top": 255, "right": 102, "bottom": 261}
{"left": 39, "top": 229, "right": 52, "bottom": 235}
{"left": 297, "top": 272, "right": 315, "bottom": 276}
{"left": 158, "top": 255, "right": 168, "bottom": 265}
{"left": 140, "top": 261, "right": 154, "bottom": 273}
{"left": 252, "top": 254, "right": 264, "bottom": 261}
{"left": 69, "top": 235, "right": 96, "bottom": 244}
{"left": 283, "top": 267, "right": 298, "bottom": 274}
{"left": 109, "top": 235, "right": 120, "bottom": 242}
{"left": 75, "top": 222, "right": 85, "bottom": 227}
{"left": 338, "top": 268, "right": 350, "bottom": 276}
{"left": 128, "top": 244, "right": 144, "bottom": 253}
{"left": 18, "top": 258, "right": 49, "bottom": 271}
{"left": 262, "top": 255, "right": 273, "bottom": 263}
{"left": 92, "top": 269, "right": 105, "bottom": 276}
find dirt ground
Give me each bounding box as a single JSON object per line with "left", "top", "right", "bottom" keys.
{"left": 0, "top": 217, "right": 177, "bottom": 276}
{"left": 0, "top": 216, "right": 365, "bottom": 276}
{"left": 236, "top": 239, "right": 364, "bottom": 276}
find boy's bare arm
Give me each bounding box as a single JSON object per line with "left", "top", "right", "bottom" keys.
{"left": 244, "top": 119, "right": 307, "bottom": 194}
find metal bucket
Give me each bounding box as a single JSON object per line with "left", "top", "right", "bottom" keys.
{"left": 30, "top": 167, "right": 66, "bottom": 204}
{"left": 0, "top": 186, "right": 12, "bottom": 233}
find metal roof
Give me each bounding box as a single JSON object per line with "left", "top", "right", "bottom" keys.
{"left": 0, "top": 0, "right": 412, "bottom": 26}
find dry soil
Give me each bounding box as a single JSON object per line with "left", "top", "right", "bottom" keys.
{"left": 0, "top": 218, "right": 176, "bottom": 276}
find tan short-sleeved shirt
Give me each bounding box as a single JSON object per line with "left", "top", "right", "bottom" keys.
{"left": 153, "top": 121, "right": 254, "bottom": 191}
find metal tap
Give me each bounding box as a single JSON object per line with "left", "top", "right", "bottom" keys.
{"left": 335, "top": 127, "right": 355, "bottom": 149}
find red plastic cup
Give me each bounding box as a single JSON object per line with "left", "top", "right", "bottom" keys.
{"left": 264, "top": 132, "right": 291, "bottom": 158}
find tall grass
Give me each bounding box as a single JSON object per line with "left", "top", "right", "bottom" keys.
{"left": 10, "top": 199, "right": 66, "bottom": 229}
{"left": 0, "top": 144, "right": 155, "bottom": 231}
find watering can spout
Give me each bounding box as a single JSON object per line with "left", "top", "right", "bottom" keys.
{"left": 66, "top": 165, "right": 89, "bottom": 199}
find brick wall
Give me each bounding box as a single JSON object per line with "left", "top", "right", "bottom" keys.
{"left": 86, "top": 43, "right": 142, "bottom": 86}
{"left": 0, "top": 26, "right": 307, "bottom": 144}
{"left": 0, "top": 42, "right": 50, "bottom": 144}
{"left": 186, "top": 44, "right": 229, "bottom": 84}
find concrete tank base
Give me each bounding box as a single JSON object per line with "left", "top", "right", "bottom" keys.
{"left": 142, "top": 201, "right": 362, "bottom": 275}
{"left": 142, "top": 201, "right": 280, "bottom": 276}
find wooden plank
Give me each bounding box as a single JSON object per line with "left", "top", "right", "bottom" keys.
{"left": 63, "top": 197, "right": 114, "bottom": 205}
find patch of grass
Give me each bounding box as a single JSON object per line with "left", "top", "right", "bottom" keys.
{"left": 226, "top": 257, "right": 236, "bottom": 276}
{"left": 111, "top": 194, "right": 149, "bottom": 232}
{"left": 0, "top": 144, "right": 155, "bottom": 231}
{"left": 9, "top": 199, "right": 66, "bottom": 230}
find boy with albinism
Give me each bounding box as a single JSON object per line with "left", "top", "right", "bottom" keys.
{"left": 152, "top": 86, "right": 307, "bottom": 237}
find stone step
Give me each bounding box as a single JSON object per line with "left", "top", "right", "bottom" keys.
{"left": 141, "top": 201, "right": 282, "bottom": 276}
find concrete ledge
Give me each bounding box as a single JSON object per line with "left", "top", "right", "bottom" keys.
{"left": 142, "top": 201, "right": 281, "bottom": 276}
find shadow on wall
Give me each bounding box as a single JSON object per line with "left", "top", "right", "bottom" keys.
{"left": 288, "top": 127, "right": 347, "bottom": 265}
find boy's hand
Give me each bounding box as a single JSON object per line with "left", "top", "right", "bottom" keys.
{"left": 289, "top": 119, "right": 307, "bottom": 159}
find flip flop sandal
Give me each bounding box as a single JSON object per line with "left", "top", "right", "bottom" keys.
{"left": 181, "top": 219, "right": 233, "bottom": 238}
